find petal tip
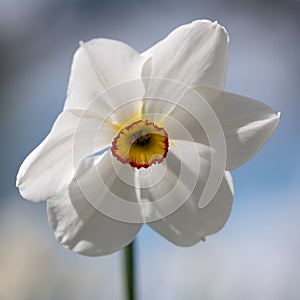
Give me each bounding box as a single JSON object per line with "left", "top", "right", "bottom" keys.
{"left": 189, "top": 19, "right": 230, "bottom": 45}
{"left": 212, "top": 20, "right": 219, "bottom": 27}
{"left": 16, "top": 166, "right": 25, "bottom": 189}
{"left": 15, "top": 174, "right": 21, "bottom": 188}
{"left": 16, "top": 180, "right": 21, "bottom": 189}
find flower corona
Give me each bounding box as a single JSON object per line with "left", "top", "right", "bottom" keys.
{"left": 111, "top": 120, "right": 169, "bottom": 168}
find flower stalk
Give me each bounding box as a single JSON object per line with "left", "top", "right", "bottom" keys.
{"left": 124, "top": 240, "right": 136, "bottom": 300}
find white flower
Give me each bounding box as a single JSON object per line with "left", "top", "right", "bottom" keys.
{"left": 16, "top": 20, "right": 279, "bottom": 256}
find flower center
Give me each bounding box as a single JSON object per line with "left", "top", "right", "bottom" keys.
{"left": 111, "top": 120, "right": 169, "bottom": 169}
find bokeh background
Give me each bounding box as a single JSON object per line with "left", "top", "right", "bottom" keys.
{"left": 1, "top": 0, "right": 299, "bottom": 299}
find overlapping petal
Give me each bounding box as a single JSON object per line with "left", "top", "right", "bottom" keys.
{"left": 142, "top": 20, "right": 229, "bottom": 91}
{"left": 167, "top": 86, "right": 280, "bottom": 170}
{"left": 47, "top": 154, "right": 141, "bottom": 256}
{"left": 137, "top": 140, "right": 222, "bottom": 222}
{"left": 16, "top": 110, "right": 114, "bottom": 202}
{"left": 137, "top": 138, "right": 232, "bottom": 244}
{"left": 71, "top": 152, "right": 145, "bottom": 223}
{"left": 148, "top": 171, "right": 233, "bottom": 246}
{"left": 64, "top": 39, "right": 148, "bottom": 123}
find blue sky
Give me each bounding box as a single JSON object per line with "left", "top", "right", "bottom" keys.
{"left": 0, "top": 0, "right": 299, "bottom": 299}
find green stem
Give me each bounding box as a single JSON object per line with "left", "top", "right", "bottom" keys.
{"left": 124, "top": 240, "right": 136, "bottom": 300}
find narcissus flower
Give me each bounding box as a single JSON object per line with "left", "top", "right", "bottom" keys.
{"left": 16, "top": 20, "right": 279, "bottom": 256}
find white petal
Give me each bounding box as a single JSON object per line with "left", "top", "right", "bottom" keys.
{"left": 148, "top": 171, "right": 233, "bottom": 246}
{"left": 16, "top": 110, "right": 114, "bottom": 202}
{"left": 209, "top": 90, "right": 280, "bottom": 170}
{"left": 142, "top": 20, "right": 229, "bottom": 90}
{"left": 137, "top": 140, "right": 218, "bottom": 223}
{"left": 47, "top": 154, "right": 141, "bottom": 256}
{"left": 72, "top": 152, "right": 144, "bottom": 223}
{"left": 168, "top": 86, "right": 280, "bottom": 170}
{"left": 64, "top": 39, "right": 148, "bottom": 123}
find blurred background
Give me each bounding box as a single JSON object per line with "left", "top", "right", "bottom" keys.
{"left": 1, "top": 0, "right": 299, "bottom": 299}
